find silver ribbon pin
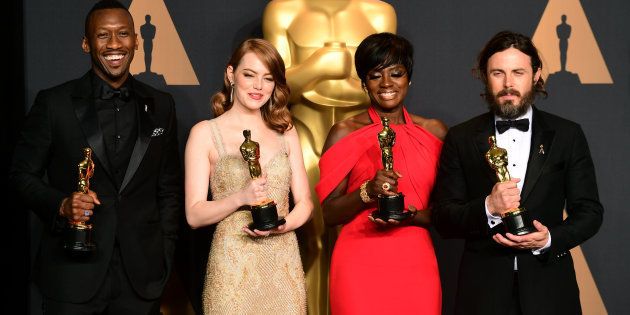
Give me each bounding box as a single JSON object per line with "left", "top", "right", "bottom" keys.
{"left": 539, "top": 144, "right": 545, "bottom": 155}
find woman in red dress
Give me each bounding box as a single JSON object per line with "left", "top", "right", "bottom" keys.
{"left": 316, "top": 32, "right": 447, "bottom": 314}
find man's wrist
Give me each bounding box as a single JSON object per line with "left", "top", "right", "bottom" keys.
{"left": 485, "top": 196, "right": 498, "bottom": 216}
{"left": 58, "top": 198, "right": 68, "bottom": 217}
{"left": 532, "top": 231, "right": 552, "bottom": 255}
{"left": 485, "top": 196, "right": 502, "bottom": 228}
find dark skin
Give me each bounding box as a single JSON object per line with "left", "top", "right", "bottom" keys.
{"left": 321, "top": 64, "right": 447, "bottom": 227}
{"left": 60, "top": 8, "right": 138, "bottom": 222}
{"left": 82, "top": 8, "right": 138, "bottom": 89}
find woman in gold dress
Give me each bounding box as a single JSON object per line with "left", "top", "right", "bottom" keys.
{"left": 184, "top": 38, "right": 312, "bottom": 314}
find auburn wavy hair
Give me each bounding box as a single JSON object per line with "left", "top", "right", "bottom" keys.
{"left": 211, "top": 38, "right": 292, "bottom": 133}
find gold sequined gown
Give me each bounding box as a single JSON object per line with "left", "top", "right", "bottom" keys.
{"left": 202, "top": 120, "right": 307, "bottom": 315}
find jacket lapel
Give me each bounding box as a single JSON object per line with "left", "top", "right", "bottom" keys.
{"left": 73, "top": 72, "right": 114, "bottom": 180}
{"left": 521, "top": 107, "right": 555, "bottom": 202}
{"left": 474, "top": 113, "right": 499, "bottom": 184}
{"left": 119, "top": 79, "right": 155, "bottom": 193}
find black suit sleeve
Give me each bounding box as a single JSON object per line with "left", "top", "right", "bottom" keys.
{"left": 9, "top": 91, "right": 67, "bottom": 230}
{"left": 546, "top": 126, "right": 603, "bottom": 258}
{"left": 431, "top": 130, "right": 493, "bottom": 239}
{"left": 156, "top": 94, "right": 183, "bottom": 273}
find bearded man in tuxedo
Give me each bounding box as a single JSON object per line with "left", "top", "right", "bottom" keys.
{"left": 431, "top": 30, "right": 603, "bottom": 315}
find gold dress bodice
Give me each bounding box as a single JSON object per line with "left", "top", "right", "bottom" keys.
{"left": 202, "top": 120, "right": 306, "bottom": 315}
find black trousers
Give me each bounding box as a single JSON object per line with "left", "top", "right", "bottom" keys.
{"left": 42, "top": 246, "right": 160, "bottom": 315}
{"left": 508, "top": 272, "right": 524, "bottom": 315}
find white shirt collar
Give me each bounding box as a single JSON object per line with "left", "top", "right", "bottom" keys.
{"left": 494, "top": 105, "right": 533, "bottom": 124}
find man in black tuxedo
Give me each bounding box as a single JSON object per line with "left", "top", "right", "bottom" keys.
{"left": 432, "top": 31, "right": 603, "bottom": 315}
{"left": 10, "top": 1, "right": 182, "bottom": 313}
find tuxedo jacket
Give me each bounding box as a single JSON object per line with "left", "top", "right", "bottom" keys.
{"left": 432, "top": 107, "right": 603, "bottom": 315}
{"left": 11, "top": 71, "right": 182, "bottom": 303}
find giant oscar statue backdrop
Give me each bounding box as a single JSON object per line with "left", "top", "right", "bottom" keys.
{"left": 263, "top": 1, "right": 396, "bottom": 314}
{"left": 24, "top": 1, "right": 629, "bottom": 315}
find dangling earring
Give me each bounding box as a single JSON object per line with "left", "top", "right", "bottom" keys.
{"left": 408, "top": 81, "right": 412, "bottom": 86}
{"left": 229, "top": 83, "right": 234, "bottom": 103}
{"left": 268, "top": 89, "right": 275, "bottom": 108}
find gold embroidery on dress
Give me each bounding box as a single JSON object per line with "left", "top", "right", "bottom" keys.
{"left": 202, "top": 120, "right": 306, "bottom": 315}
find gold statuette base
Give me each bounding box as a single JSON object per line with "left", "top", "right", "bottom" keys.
{"left": 372, "top": 193, "right": 413, "bottom": 221}
{"left": 248, "top": 201, "right": 286, "bottom": 231}
{"left": 63, "top": 222, "right": 96, "bottom": 258}
{"left": 501, "top": 208, "right": 534, "bottom": 235}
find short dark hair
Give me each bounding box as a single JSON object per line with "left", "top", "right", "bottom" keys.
{"left": 355, "top": 32, "right": 414, "bottom": 87}
{"left": 476, "top": 30, "right": 547, "bottom": 97}
{"left": 84, "top": 0, "right": 130, "bottom": 36}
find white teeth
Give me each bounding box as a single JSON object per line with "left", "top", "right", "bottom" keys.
{"left": 380, "top": 92, "right": 396, "bottom": 97}
{"left": 104, "top": 54, "right": 124, "bottom": 61}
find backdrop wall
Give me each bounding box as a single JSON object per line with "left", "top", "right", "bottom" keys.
{"left": 22, "top": 1, "right": 629, "bottom": 314}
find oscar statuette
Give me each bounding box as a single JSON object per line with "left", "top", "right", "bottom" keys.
{"left": 63, "top": 147, "right": 97, "bottom": 257}
{"left": 371, "top": 117, "right": 411, "bottom": 221}
{"left": 485, "top": 136, "right": 534, "bottom": 235}
{"left": 240, "top": 130, "right": 286, "bottom": 231}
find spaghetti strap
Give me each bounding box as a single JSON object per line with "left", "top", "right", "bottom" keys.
{"left": 209, "top": 120, "right": 226, "bottom": 157}
{"left": 277, "top": 132, "right": 288, "bottom": 155}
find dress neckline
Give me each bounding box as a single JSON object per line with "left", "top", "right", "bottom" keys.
{"left": 367, "top": 106, "right": 413, "bottom": 126}
{"left": 208, "top": 119, "right": 288, "bottom": 181}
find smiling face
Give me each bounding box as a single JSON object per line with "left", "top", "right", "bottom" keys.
{"left": 485, "top": 47, "right": 541, "bottom": 119}
{"left": 227, "top": 52, "right": 276, "bottom": 112}
{"left": 365, "top": 64, "right": 409, "bottom": 111}
{"left": 82, "top": 8, "right": 137, "bottom": 87}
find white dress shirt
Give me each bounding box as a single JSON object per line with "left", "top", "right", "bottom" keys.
{"left": 483, "top": 106, "right": 550, "bottom": 269}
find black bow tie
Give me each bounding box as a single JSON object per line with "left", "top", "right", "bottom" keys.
{"left": 496, "top": 118, "right": 530, "bottom": 134}
{"left": 100, "top": 85, "right": 130, "bottom": 100}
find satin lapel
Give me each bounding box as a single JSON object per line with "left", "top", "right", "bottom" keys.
{"left": 72, "top": 74, "right": 114, "bottom": 180}
{"left": 119, "top": 85, "right": 155, "bottom": 193}
{"left": 521, "top": 108, "right": 555, "bottom": 202}
{"left": 474, "top": 113, "right": 498, "bottom": 184}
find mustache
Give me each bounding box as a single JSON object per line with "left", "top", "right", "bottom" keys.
{"left": 496, "top": 88, "right": 521, "bottom": 97}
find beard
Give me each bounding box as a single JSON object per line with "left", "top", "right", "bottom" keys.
{"left": 485, "top": 86, "right": 535, "bottom": 120}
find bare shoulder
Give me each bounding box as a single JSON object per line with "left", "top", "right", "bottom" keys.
{"left": 322, "top": 112, "right": 371, "bottom": 153}
{"left": 189, "top": 119, "right": 212, "bottom": 138}
{"left": 283, "top": 126, "right": 301, "bottom": 156}
{"left": 284, "top": 126, "right": 300, "bottom": 144}
{"left": 186, "top": 119, "right": 218, "bottom": 157}
{"left": 410, "top": 114, "right": 448, "bottom": 141}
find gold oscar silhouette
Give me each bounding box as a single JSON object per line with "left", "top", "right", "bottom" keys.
{"left": 63, "top": 147, "right": 97, "bottom": 256}
{"left": 485, "top": 136, "right": 534, "bottom": 235}
{"left": 240, "top": 130, "right": 286, "bottom": 231}
{"left": 372, "top": 117, "right": 410, "bottom": 221}
{"left": 263, "top": 2, "right": 396, "bottom": 312}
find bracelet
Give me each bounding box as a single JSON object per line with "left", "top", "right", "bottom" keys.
{"left": 359, "top": 180, "right": 374, "bottom": 203}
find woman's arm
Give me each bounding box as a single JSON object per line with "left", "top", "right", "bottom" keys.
{"left": 281, "top": 127, "right": 314, "bottom": 232}
{"left": 320, "top": 121, "right": 399, "bottom": 226}
{"left": 184, "top": 121, "right": 267, "bottom": 229}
